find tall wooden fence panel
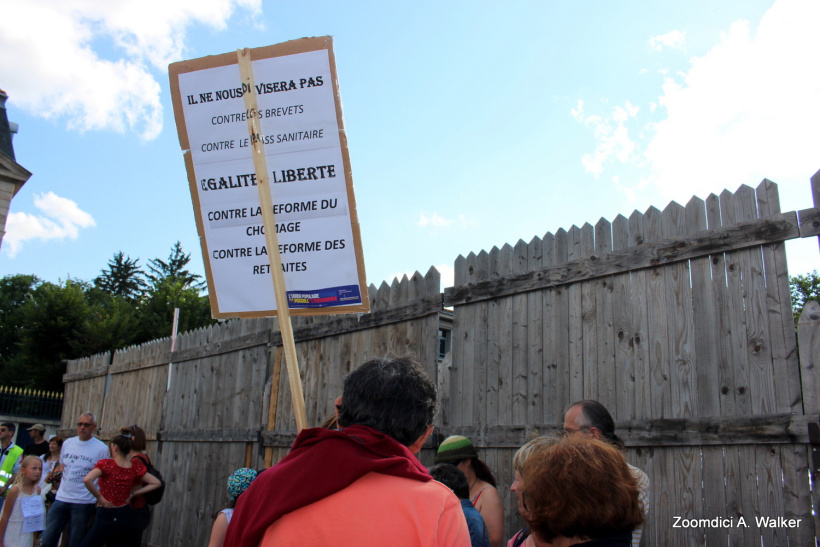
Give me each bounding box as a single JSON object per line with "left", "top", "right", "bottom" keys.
{"left": 61, "top": 351, "right": 110, "bottom": 429}
{"left": 441, "top": 179, "right": 820, "bottom": 545}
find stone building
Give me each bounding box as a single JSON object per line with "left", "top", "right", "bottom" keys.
{"left": 0, "top": 89, "right": 31, "bottom": 250}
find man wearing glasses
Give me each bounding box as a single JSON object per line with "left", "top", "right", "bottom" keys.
{"left": 563, "top": 400, "right": 650, "bottom": 547}
{"left": 40, "top": 412, "right": 109, "bottom": 547}
{"left": 0, "top": 423, "right": 23, "bottom": 508}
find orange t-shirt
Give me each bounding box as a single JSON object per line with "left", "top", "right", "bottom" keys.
{"left": 261, "top": 472, "right": 471, "bottom": 546}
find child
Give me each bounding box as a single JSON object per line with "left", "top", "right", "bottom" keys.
{"left": 207, "top": 468, "right": 257, "bottom": 547}
{"left": 79, "top": 427, "right": 161, "bottom": 547}
{"left": 0, "top": 455, "right": 45, "bottom": 547}
{"left": 429, "top": 463, "right": 489, "bottom": 547}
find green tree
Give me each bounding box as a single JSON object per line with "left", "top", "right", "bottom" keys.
{"left": 0, "top": 244, "right": 215, "bottom": 390}
{"left": 11, "top": 279, "right": 91, "bottom": 391}
{"left": 0, "top": 274, "right": 40, "bottom": 363}
{"left": 791, "top": 270, "right": 820, "bottom": 325}
{"left": 94, "top": 252, "right": 147, "bottom": 300}
{"left": 138, "top": 277, "right": 215, "bottom": 341}
{"left": 146, "top": 241, "right": 204, "bottom": 290}
{"left": 77, "top": 288, "right": 141, "bottom": 356}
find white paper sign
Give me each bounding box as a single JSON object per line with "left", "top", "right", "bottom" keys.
{"left": 21, "top": 495, "right": 44, "bottom": 533}
{"left": 170, "top": 38, "right": 369, "bottom": 318}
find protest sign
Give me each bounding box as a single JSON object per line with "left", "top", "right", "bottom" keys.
{"left": 169, "top": 37, "right": 369, "bottom": 318}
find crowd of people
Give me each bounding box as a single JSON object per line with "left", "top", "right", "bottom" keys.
{"left": 216, "top": 356, "right": 649, "bottom": 547}
{"left": 0, "top": 355, "right": 649, "bottom": 547}
{"left": 0, "top": 414, "right": 162, "bottom": 547}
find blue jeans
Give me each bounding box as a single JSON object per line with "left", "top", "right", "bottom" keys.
{"left": 39, "top": 500, "right": 96, "bottom": 547}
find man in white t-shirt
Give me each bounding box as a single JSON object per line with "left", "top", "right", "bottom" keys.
{"left": 40, "top": 412, "right": 109, "bottom": 547}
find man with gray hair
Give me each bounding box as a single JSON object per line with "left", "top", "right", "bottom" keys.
{"left": 563, "top": 400, "right": 650, "bottom": 547}
{"left": 40, "top": 412, "right": 109, "bottom": 547}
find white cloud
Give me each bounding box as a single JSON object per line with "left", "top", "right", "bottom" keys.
{"left": 644, "top": 0, "right": 820, "bottom": 201}
{"left": 575, "top": 0, "right": 820, "bottom": 203}
{"left": 437, "top": 263, "right": 455, "bottom": 289}
{"left": 572, "top": 99, "right": 641, "bottom": 177}
{"left": 649, "top": 30, "right": 686, "bottom": 52}
{"left": 417, "top": 212, "right": 476, "bottom": 232}
{"left": 0, "top": 0, "right": 261, "bottom": 140}
{"left": 2, "top": 192, "right": 96, "bottom": 257}
{"left": 418, "top": 212, "right": 453, "bottom": 228}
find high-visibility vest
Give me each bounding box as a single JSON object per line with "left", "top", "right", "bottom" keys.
{"left": 0, "top": 444, "right": 23, "bottom": 489}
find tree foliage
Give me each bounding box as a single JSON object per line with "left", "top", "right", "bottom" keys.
{"left": 0, "top": 242, "right": 215, "bottom": 391}
{"left": 94, "top": 252, "right": 147, "bottom": 300}
{"left": 791, "top": 270, "right": 820, "bottom": 325}
{"left": 138, "top": 277, "right": 213, "bottom": 341}
{"left": 0, "top": 274, "right": 40, "bottom": 363}
{"left": 146, "top": 241, "right": 204, "bottom": 290}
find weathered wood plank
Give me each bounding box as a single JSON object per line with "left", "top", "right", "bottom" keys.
{"left": 628, "top": 210, "right": 650, "bottom": 421}
{"left": 443, "top": 211, "right": 802, "bottom": 307}
{"left": 780, "top": 442, "right": 815, "bottom": 544}
{"left": 567, "top": 226, "right": 584, "bottom": 402}
{"left": 756, "top": 444, "right": 787, "bottom": 546}
{"left": 526, "top": 235, "right": 544, "bottom": 425}
{"left": 798, "top": 301, "right": 820, "bottom": 414}
{"left": 612, "top": 215, "right": 634, "bottom": 422}
{"left": 511, "top": 239, "right": 529, "bottom": 424}
{"left": 449, "top": 254, "right": 468, "bottom": 427}
{"left": 720, "top": 189, "right": 752, "bottom": 416}
{"left": 495, "top": 244, "right": 514, "bottom": 425}
{"left": 798, "top": 206, "right": 820, "bottom": 237}
{"left": 686, "top": 196, "right": 719, "bottom": 417}
{"left": 736, "top": 185, "right": 776, "bottom": 416}
{"left": 473, "top": 251, "right": 490, "bottom": 430}
{"left": 700, "top": 446, "right": 727, "bottom": 545}
{"left": 159, "top": 428, "right": 259, "bottom": 442}
{"left": 551, "top": 229, "right": 570, "bottom": 420}
{"left": 661, "top": 201, "right": 696, "bottom": 419}
{"left": 705, "top": 194, "right": 737, "bottom": 418}
{"left": 422, "top": 268, "right": 440, "bottom": 376}
{"left": 436, "top": 352, "right": 453, "bottom": 428}
{"left": 580, "top": 223, "right": 597, "bottom": 400}
{"left": 757, "top": 180, "right": 801, "bottom": 415}
{"left": 433, "top": 414, "right": 815, "bottom": 447}
{"left": 63, "top": 365, "right": 109, "bottom": 383}
{"left": 594, "top": 218, "right": 615, "bottom": 410}
{"left": 654, "top": 447, "right": 674, "bottom": 546}
{"left": 644, "top": 206, "right": 671, "bottom": 419}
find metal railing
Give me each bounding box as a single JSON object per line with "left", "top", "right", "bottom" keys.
{"left": 0, "top": 386, "right": 63, "bottom": 420}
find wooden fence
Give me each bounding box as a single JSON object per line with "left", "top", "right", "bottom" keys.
{"left": 62, "top": 174, "right": 820, "bottom": 546}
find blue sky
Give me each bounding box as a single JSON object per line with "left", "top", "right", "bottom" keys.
{"left": 1, "top": 0, "right": 817, "bottom": 294}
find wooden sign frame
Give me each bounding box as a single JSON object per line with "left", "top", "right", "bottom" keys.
{"left": 169, "top": 37, "right": 369, "bottom": 319}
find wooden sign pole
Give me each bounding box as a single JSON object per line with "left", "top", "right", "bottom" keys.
{"left": 237, "top": 48, "right": 308, "bottom": 432}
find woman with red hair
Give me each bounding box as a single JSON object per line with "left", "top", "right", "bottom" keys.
{"left": 519, "top": 436, "right": 644, "bottom": 547}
